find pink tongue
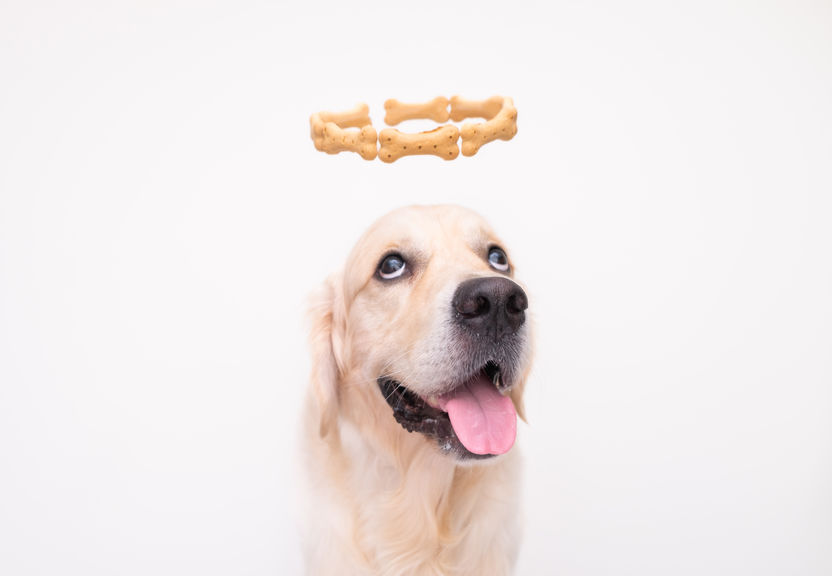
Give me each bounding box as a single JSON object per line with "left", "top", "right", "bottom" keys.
{"left": 438, "top": 374, "right": 517, "bottom": 455}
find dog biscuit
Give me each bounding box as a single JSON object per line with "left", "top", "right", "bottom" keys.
{"left": 384, "top": 96, "right": 450, "bottom": 126}
{"left": 449, "top": 95, "right": 505, "bottom": 122}
{"left": 378, "top": 125, "right": 460, "bottom": 163}
{"left": 310, "top": 103, "right": 377, "bottom": 160}
{"left": 459, "top": 97, "right": 517, "bottom": 156}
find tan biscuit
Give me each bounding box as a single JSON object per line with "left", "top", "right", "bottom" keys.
{"left": 384, "top": 96, "right": 450, "bottom": 126}
{"left": 310, "top": 103, "right": 377, "bottom": 160}
{"left": 317, "top": 122, "right": 378, "bottom": 161}
{"left": 378, "top": 125, "right": 460, "bottom": 163}
{"left": 311, "top": 103, "right": 372, "bottom": 131}
{"left": 459, "top": 97, "right": 517, "bottom": 156}
{"left": 449, "top": 95, "right": 505, "bottom": 122}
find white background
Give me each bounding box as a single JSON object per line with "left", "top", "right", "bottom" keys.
{"left": 1, "top": 1, "right": 831, "bottom": 574}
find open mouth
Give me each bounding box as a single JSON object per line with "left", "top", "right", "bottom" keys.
{"left": 377, "top": 362, "right": 517, "bottom": 460}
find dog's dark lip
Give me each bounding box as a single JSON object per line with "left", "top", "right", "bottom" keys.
{"left": 377, "top": 363, "right": 507, "bottom": 460}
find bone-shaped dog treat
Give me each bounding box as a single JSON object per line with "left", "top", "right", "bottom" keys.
{"left": 459, "top": 97, "right": 518, "bottom": 156}
{"left": 318, "top": 123, "right": 378, "bottom": 161}
{"left": 311, "top": 103, "right": 372, "bottom": 132}
{"left": 384, "top": 96, "right": 450, "bottom": 126}
{"left": 310, "top": 103, "right": 378, "bottom": 160}
{"left": 449, "top": 95, "right": 505, "bottom": 122}
{"left": 378, "top": 125, "right": 460, "bottom": 163}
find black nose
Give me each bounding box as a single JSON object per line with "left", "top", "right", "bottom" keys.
{"left": 452, "top": 277, "right": 528, "bottom": 338}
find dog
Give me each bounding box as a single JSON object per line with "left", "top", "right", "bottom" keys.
{"left": 302, "top": 204, "right": 533, "bottom": 576}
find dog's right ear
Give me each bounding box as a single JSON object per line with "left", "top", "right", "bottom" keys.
{"left": 307, "top": 274, "right": 345, "bottom": 439}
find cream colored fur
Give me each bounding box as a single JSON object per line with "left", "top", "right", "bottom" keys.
{"left": 301, "top": 205, "right": 531, "bottom": 576}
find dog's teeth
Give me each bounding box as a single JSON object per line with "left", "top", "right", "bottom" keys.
{"left": 493, "top": 371, "right": 512, "bottom": 396}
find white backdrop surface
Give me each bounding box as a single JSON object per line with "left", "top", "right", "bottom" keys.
{"left": 1, "top": 1, "right": 831, "bottom": 575}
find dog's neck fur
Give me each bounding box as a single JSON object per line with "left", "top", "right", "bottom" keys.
{"left": 303, "top": 407, "right": 522, "bottom": 576}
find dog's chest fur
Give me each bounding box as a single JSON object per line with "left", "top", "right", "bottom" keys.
{"left": 303, "top": 421, "right": 522, "bottom": 576}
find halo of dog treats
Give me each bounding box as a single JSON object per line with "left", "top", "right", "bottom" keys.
{"left": 309, "top": 96, "right": 517, "bottom": 162}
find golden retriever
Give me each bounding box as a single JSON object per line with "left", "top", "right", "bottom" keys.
{"left": 302, "top": 205, "right": 533, "bottom": 576}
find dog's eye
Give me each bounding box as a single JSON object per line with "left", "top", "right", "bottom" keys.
{"left": 378, "top": 254, "right": 406, "bottom": 280}
{"left": 488, "top": 247, "right": 510, "bottom": 272}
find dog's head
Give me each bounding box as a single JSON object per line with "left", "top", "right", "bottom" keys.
{"left": 308, "top": 205, "right": 532, "bottom": 462}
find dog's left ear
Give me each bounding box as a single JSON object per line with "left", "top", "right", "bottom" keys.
{"left": 307, "top": 274, "right": 346, "bottom": 439}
